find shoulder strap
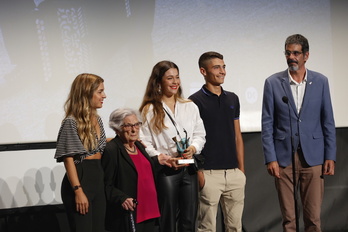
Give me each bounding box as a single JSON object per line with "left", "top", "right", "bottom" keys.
{"left": 163, "top": 107, "right": 181, "bottom": 137}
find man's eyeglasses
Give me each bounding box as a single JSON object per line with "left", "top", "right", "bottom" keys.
{"left": 284, "top": 50, "right": 303, "bottom": 57}
{"left": 121, "top": 122, "right": 143, "bottom": 130}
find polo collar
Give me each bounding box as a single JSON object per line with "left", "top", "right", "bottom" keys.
{"left": 201, "top": 85, "right": 226, "bottom": 96}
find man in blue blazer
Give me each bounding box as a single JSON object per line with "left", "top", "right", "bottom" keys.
{"left": 262, "top": 34, "right": 336, "bottom": 232}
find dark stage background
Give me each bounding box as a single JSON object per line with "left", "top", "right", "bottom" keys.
{"left": 0, "top": 128, "right": 347, "bottom": 232}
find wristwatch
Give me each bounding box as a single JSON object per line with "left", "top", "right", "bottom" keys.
{"left": 73, "top": 185, "right": 81, "bottom": 191}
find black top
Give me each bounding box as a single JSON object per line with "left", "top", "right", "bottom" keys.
{"left": 189, "top": 85, "right": 240, "bottom": 169}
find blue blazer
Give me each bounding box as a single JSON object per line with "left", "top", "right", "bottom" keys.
{"left": 262, "top": 69, "right": 336, "bottom": 167}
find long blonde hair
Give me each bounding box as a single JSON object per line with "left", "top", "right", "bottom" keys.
{"left": 139, "top": 61, "right": 186, "bottom": 134}
{"left": 64, "top": 73, "right": 104, "bottom": 151}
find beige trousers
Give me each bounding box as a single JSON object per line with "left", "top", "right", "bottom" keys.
{"left": 197, "top": 169, "right": 246, "bottom": 232}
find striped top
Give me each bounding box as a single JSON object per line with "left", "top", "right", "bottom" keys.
{"left": 54, "top": 116, "right": 106, "bottom": 164}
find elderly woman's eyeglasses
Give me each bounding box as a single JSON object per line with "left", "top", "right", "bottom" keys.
{"left": 284, "top": 50, "right": 303, "bottom": 57}
{"left": 121, "top": 122, "right": 143, "bottom": 130}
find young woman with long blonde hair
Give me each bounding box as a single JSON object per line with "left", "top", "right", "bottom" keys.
{"left": 55, "top": 73, "right": 107, "bottom": 232}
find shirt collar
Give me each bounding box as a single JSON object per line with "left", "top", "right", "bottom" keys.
{"left": 288, "top": 68, "right": 308, "bottom": 85}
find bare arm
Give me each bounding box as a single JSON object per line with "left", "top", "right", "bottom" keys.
{"left": 234, "top": 119, "right": 245, "bottom": 173}
{"left": 63, "top": 157, "right": 89, "bottom": 215}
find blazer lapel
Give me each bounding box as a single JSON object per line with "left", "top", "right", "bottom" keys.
{"left": 299, "top": 71, "right": 314, "bottom": 116}
{"left": 281, "top": 72, "right": 298, "bottom": 117}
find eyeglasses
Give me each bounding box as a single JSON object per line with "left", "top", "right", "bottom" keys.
{"left": 284, "top": 50, "right": 303, "bottom": 57}
{"left": 121, "top": 122, "right": 142, "bottom": 130}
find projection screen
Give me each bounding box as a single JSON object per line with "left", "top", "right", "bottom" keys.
{"left": 1, "top": 0, "right": 347, "bottom": 145}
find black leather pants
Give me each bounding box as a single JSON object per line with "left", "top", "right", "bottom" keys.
{"left": 157, "top": 166, "right": 198, "bottom": 232}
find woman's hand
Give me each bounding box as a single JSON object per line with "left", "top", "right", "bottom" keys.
{"left": 182, "top": 145, "right": 196, "bottom": 159}
{"left": 158, "top": 153, "right": 172, "bottom": 166}
{"left": 122, "top": 198, "right": 137, "bottom": 211}
{"left": 75, "top": 188, "right": 89, "bottom": 215}
{"left": 158, "top": 153, "right": 190, "bottom": 170}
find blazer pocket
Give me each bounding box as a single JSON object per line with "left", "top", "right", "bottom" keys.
{"left": 312, "top": 132, "right": 324, "bottom": 139}
{"left": 274, "top": 131, "right": 286, "bottom": 140}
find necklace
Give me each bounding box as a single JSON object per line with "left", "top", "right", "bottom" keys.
{"left": 125, "top": 145, "right": 137, "bottom": 153}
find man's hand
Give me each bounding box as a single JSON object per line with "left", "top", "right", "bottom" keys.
{"left": 267, "top": 161, "right": 280, "bottom": 178}
{"left": 323, "top": 160, "right": 335, "bottom": 176}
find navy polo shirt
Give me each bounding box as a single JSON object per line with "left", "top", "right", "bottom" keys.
{"left": 189, "top": 85, "right": 240, "bottom": 170}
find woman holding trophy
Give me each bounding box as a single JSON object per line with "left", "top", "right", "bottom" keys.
{"left": 139, "top": 60, "right": 206, "bottom": 232}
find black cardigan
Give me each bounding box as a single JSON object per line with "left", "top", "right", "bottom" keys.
{"left": 101, "top": 136, "right": 160, "bottom": 231}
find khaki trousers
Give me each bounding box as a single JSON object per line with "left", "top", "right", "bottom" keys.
{"left": 276, "top": 149, "right": 324, "bottom": 232}
{"left": 197, "top": 169, "right": 246, "bottom": 232}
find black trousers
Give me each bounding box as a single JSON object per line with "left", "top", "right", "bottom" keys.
{"left": 157, "top": 166, "right": 198, "bottom": 232}
{"left": 61, "top": 159, "right": 106, "bottom": 232}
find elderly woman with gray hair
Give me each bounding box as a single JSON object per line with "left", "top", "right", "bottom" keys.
{"left": 101, "top": 108, "right": 168, "bottom": 232}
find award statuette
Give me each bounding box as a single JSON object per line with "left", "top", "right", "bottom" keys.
{"left": 173, "top": 136, "right": 194, "bottom": 164}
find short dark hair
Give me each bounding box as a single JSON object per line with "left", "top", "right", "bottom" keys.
{"left": 198, "top": 51, "right": 223, "bottom": 69}
{"left": 285, "top": 34, "right": 309, "bottom": 53}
